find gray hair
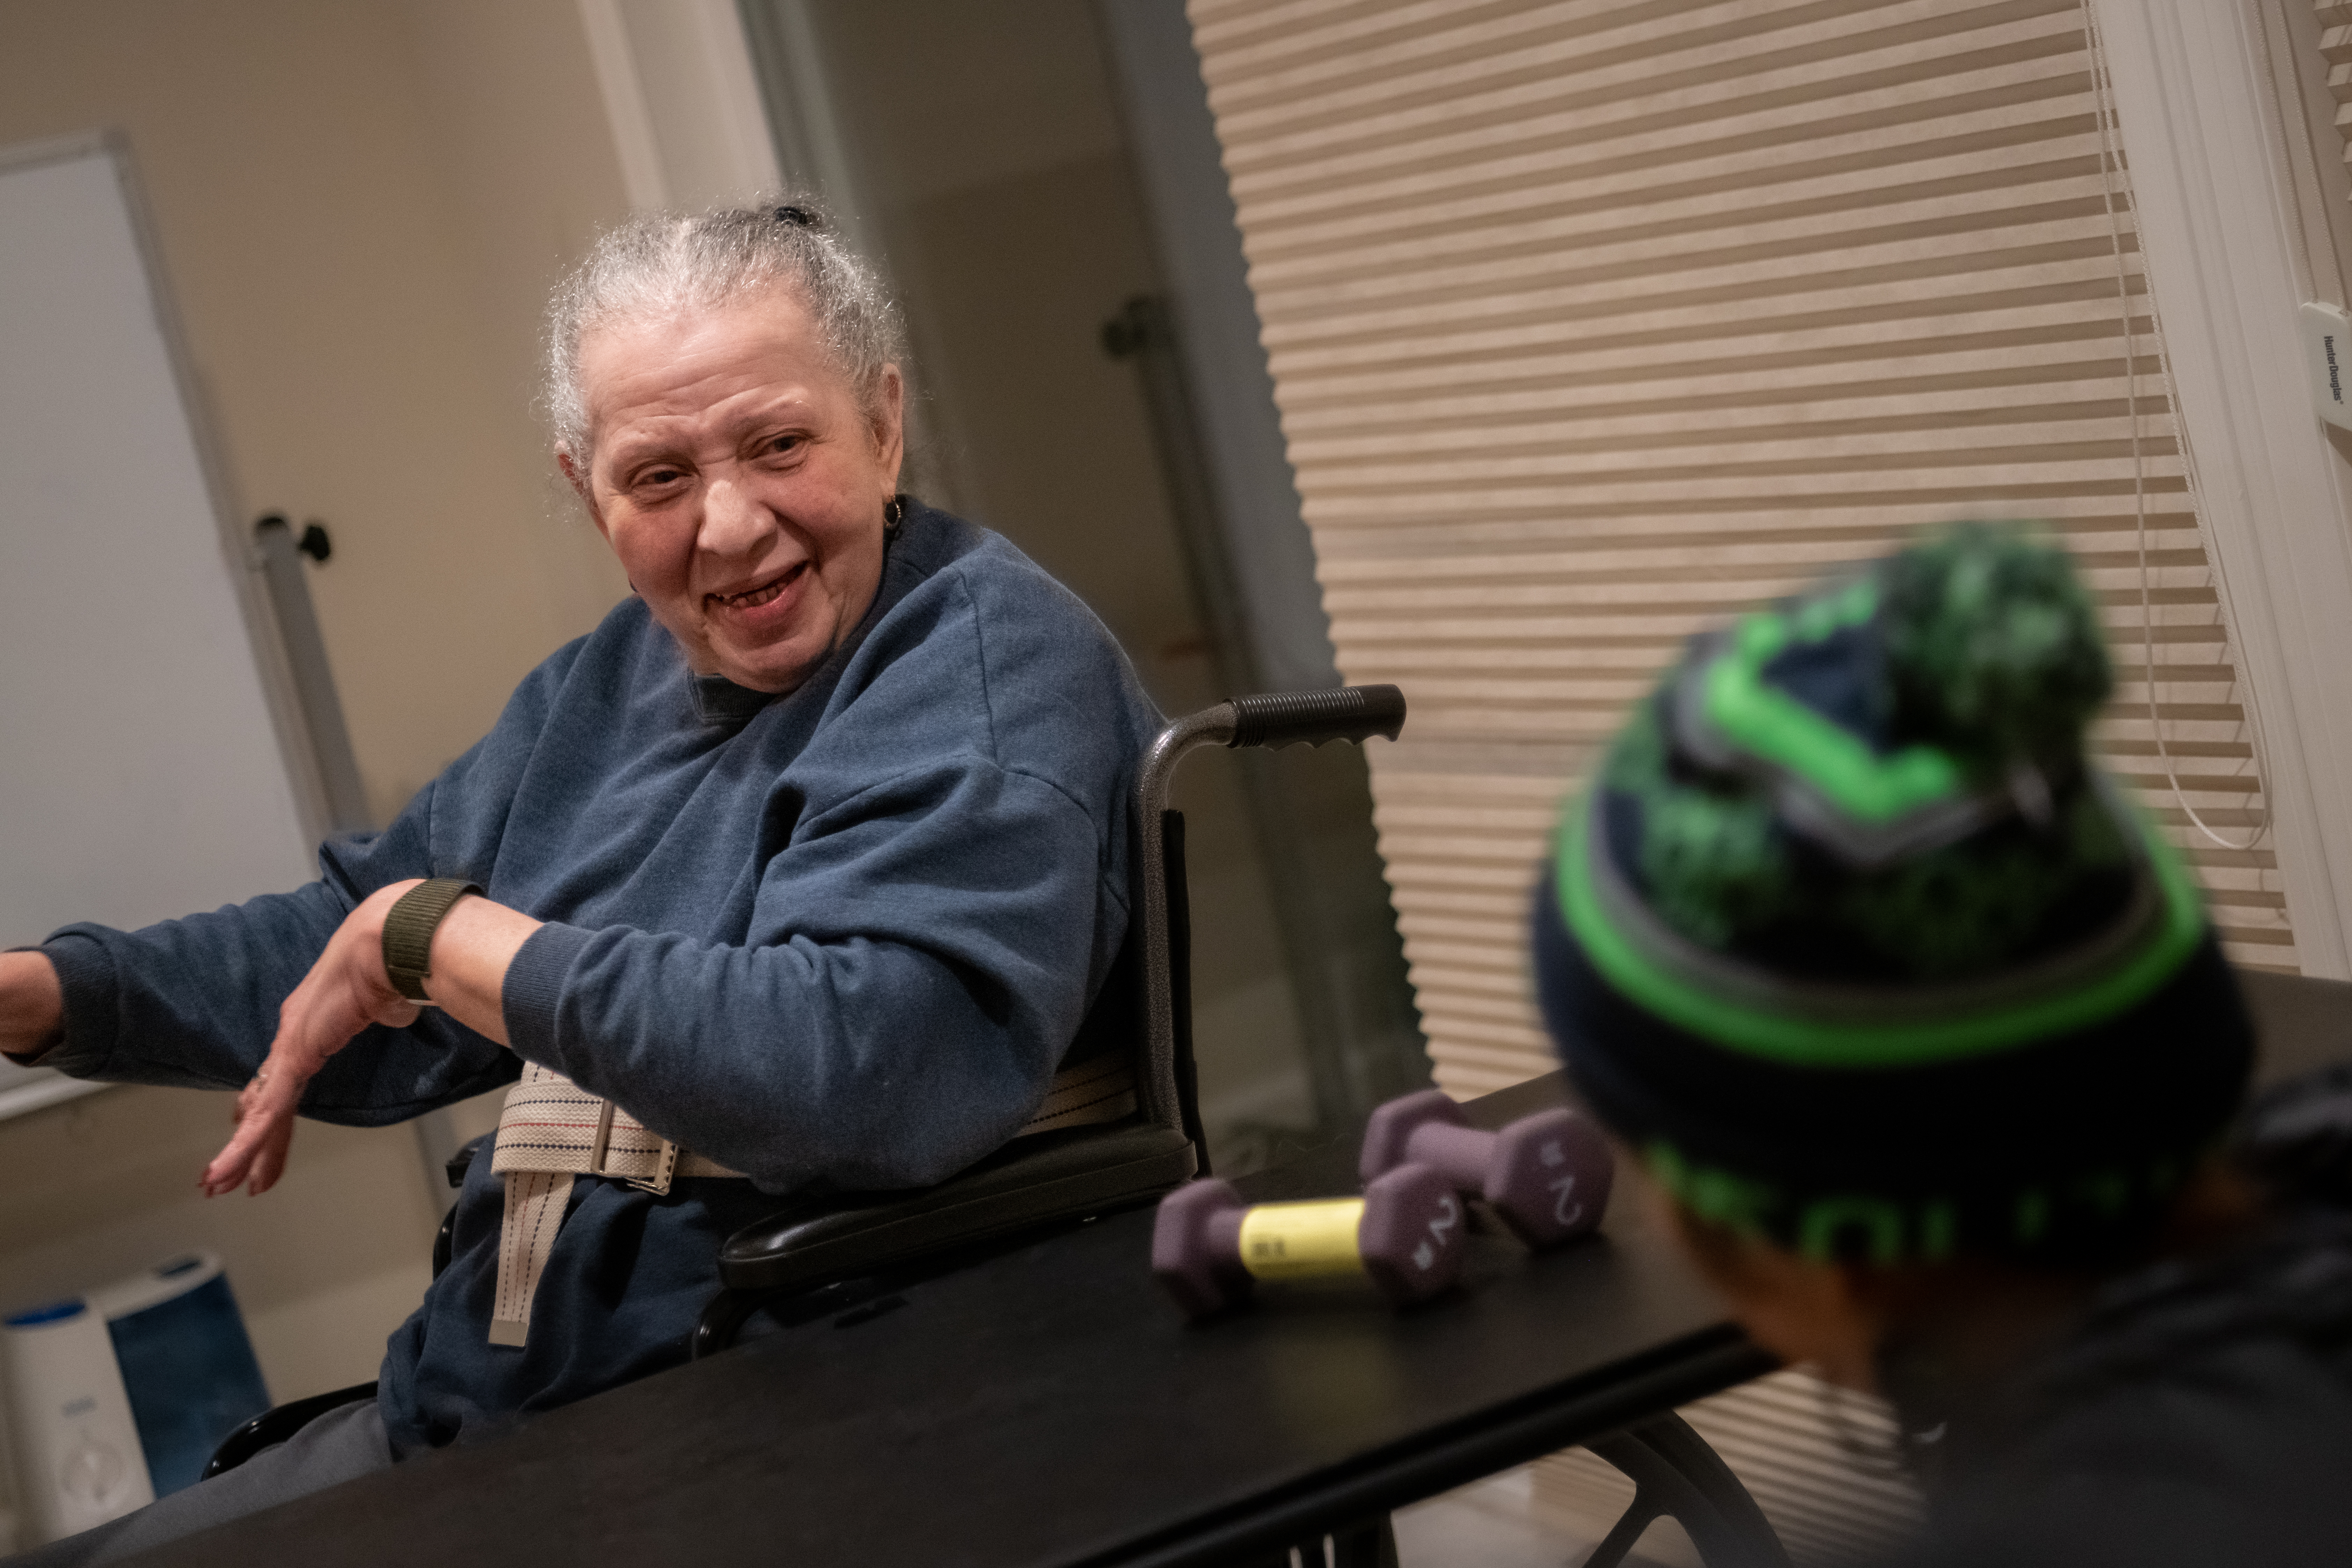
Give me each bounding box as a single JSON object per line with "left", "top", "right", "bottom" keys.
{"left": 544, "top": 196, "right": 907, "bottom": 466}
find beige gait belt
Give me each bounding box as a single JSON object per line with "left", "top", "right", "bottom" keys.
{"left": 484, "top": 1052, "right": 1137, "bottom": 1346}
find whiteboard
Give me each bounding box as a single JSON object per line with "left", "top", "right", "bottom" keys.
{"left": 0, "top": 136, "right": 320, "bottom": 1117}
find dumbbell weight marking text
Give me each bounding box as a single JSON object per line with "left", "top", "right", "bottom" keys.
{"left": 1413, "top": 1193, "right": 1461, "bottom": 1272}
{"left": 1538, "top": 1138, "right": 1587, "bottom": 1229}
{"left": 1550, "top": 1175, "right": 1584, "bottom": 1229}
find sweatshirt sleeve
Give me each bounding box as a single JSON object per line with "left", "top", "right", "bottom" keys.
{"left": 36, "top": 774, "right": 522, "bottom": 1126}
{"left": 30, "top": 638, "right": 598, "bottom": 1119}
{"left": 499, "top": 754, "right": 1118, "bottom": 1193}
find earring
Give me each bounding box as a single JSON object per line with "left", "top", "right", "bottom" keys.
{"left": 883, "top": 496, "right": 905, "bottom": 530}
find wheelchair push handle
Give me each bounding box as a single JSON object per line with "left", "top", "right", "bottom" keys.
{"left": 1225, "top": 684, "right": 1406, "bottom": 751}
{"left": 1134, "top": 682, "right": 1407, "bottom": 1140}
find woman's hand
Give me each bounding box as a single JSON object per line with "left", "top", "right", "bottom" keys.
{"left": 200, "top": 880, "right": 542, "bottom": 1198}
{"left": 201, "top": 881, "right": 426, "bottom": 1197}
{"left": 0, "top": 951, "right": 65, "bottom": 1063}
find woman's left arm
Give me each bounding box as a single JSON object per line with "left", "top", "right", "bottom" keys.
{"left": 500, "top": 758, "right": 1113, "bottom": 1192}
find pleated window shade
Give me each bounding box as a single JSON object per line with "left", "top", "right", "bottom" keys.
{"left": 2321, "top": 0, "right": 2352, "bottom": 167}
{"left": 1190, "top": 0, "right": 2299, "bottom": 1100}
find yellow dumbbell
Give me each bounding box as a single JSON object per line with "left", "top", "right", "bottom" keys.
{"left": 1150, "top": 1164, "right": 1466, "bottom": 1318}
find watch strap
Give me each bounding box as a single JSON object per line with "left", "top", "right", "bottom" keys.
{"left": 382, "top": 878, "right": 482, "bottom": 1002}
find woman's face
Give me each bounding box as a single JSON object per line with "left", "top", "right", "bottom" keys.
{"left": 564, "top": 289, "right": 903, "bottom": 694}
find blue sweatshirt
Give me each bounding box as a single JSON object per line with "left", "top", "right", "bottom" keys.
{"left": 38, "top": 505, "right": 1162, "bottom": 1452}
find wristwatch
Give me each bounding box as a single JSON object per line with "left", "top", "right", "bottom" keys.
{"left": 382, "top": 878, "right": 482, "bottom": 1003}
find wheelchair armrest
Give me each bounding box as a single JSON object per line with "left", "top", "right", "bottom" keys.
{"left": 201, "top": 1380, "right": 378, "bottom": 1481}
{"left": 717, "top": 1122, "right": 1196, "bottom": 1296}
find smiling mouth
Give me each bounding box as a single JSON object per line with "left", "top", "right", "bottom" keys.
{"left": 709, "top": 561, "right": 807, "bottom": 611}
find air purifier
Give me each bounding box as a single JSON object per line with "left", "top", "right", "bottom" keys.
{"left": 0, "top": 1297, "right": 152, "bottom": 1545}
{"left": 1, "top": 1253, "right": 271, "bottom": 1546}
{"left": 90, "top": 1255, "right": 271, "bottom": 1498}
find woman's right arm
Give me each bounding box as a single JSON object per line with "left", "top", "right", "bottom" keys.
{"left": 0, "top": 950, "right": 63, "bottom": 1063}
{"left": 37, "top": 798, "right": 518, "bottom": 1123}
{"left": 29, "top": 640, "right": 597, "bottom": 1094}
{"left": 8, "top": 630, "right": 595, "bottom": 1150}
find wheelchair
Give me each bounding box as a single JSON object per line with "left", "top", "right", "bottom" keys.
{"left": 203, "top": 684, "right": 1787, "bottom": 1568}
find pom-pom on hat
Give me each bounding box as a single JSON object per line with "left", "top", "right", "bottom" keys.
{"left": 1534, "top": 525, "right": 2252, "bottom": 1266}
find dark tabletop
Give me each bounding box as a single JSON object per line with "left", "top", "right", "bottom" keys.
{"left": 133, "top": 970, "right": 2352, "bottom": 1568}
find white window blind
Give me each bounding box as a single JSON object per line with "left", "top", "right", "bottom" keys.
{"left": 2320, "top": 0, "right": 2352, "bottom": 173}
{"left": 1191, "top": 0, "right": 2298, "bottom": 1100}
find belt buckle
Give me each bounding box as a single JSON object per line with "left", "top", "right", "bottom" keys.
{"left": 630, "top": 1141, "right": 678, "bottom": 1198}
{"left": 584, "top": 1097, "right": 675, "bottom": 1195}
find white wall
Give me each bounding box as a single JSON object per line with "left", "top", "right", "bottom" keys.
{"left": 0, "top": 0, "right": 636, "bottom": 826}
{"left": 579, "top": 0, "right": 783, "bottom": 211}
{"left": 0, "top": 0, "right": 640, "bottom": 1430}
{"left": 0, "top": 1089, "right": 439, "bottom": 1401}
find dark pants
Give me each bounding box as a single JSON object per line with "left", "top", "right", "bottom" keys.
{"left": 6, "top": 1399, "right": 393, "bottom": 1567}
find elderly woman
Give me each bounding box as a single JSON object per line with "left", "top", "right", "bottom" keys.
{"left": 1532, "top": 529, "right": 2352, "bottom": 1566}
{"left": 0, "top": 199, "right": 1159, "bottom": 1562}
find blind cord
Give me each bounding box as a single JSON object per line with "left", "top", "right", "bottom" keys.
{"left": 2082, "top": 1, "right": 2273, "bottom": 854}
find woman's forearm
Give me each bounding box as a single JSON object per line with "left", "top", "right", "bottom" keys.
{"left": 199, "top": 880, "right": 540, "bottom": 1196}
{"left": 0, "top": 950, "right": 63, "bottom": 1063}
{"left": 423, "top": 893, "right": 541, "bottom": 1044}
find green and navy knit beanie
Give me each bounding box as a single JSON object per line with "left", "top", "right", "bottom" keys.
{"left": 1532, "top": 525, "right": 2252, "bottom": 1266}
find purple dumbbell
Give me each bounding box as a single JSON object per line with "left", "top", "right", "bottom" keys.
{"left": 1359, "top": 1090, "right": 1613, "bottom": 1249}
{"left": 1151, "top": 1163, "right": 1466, "bottom": 1320}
